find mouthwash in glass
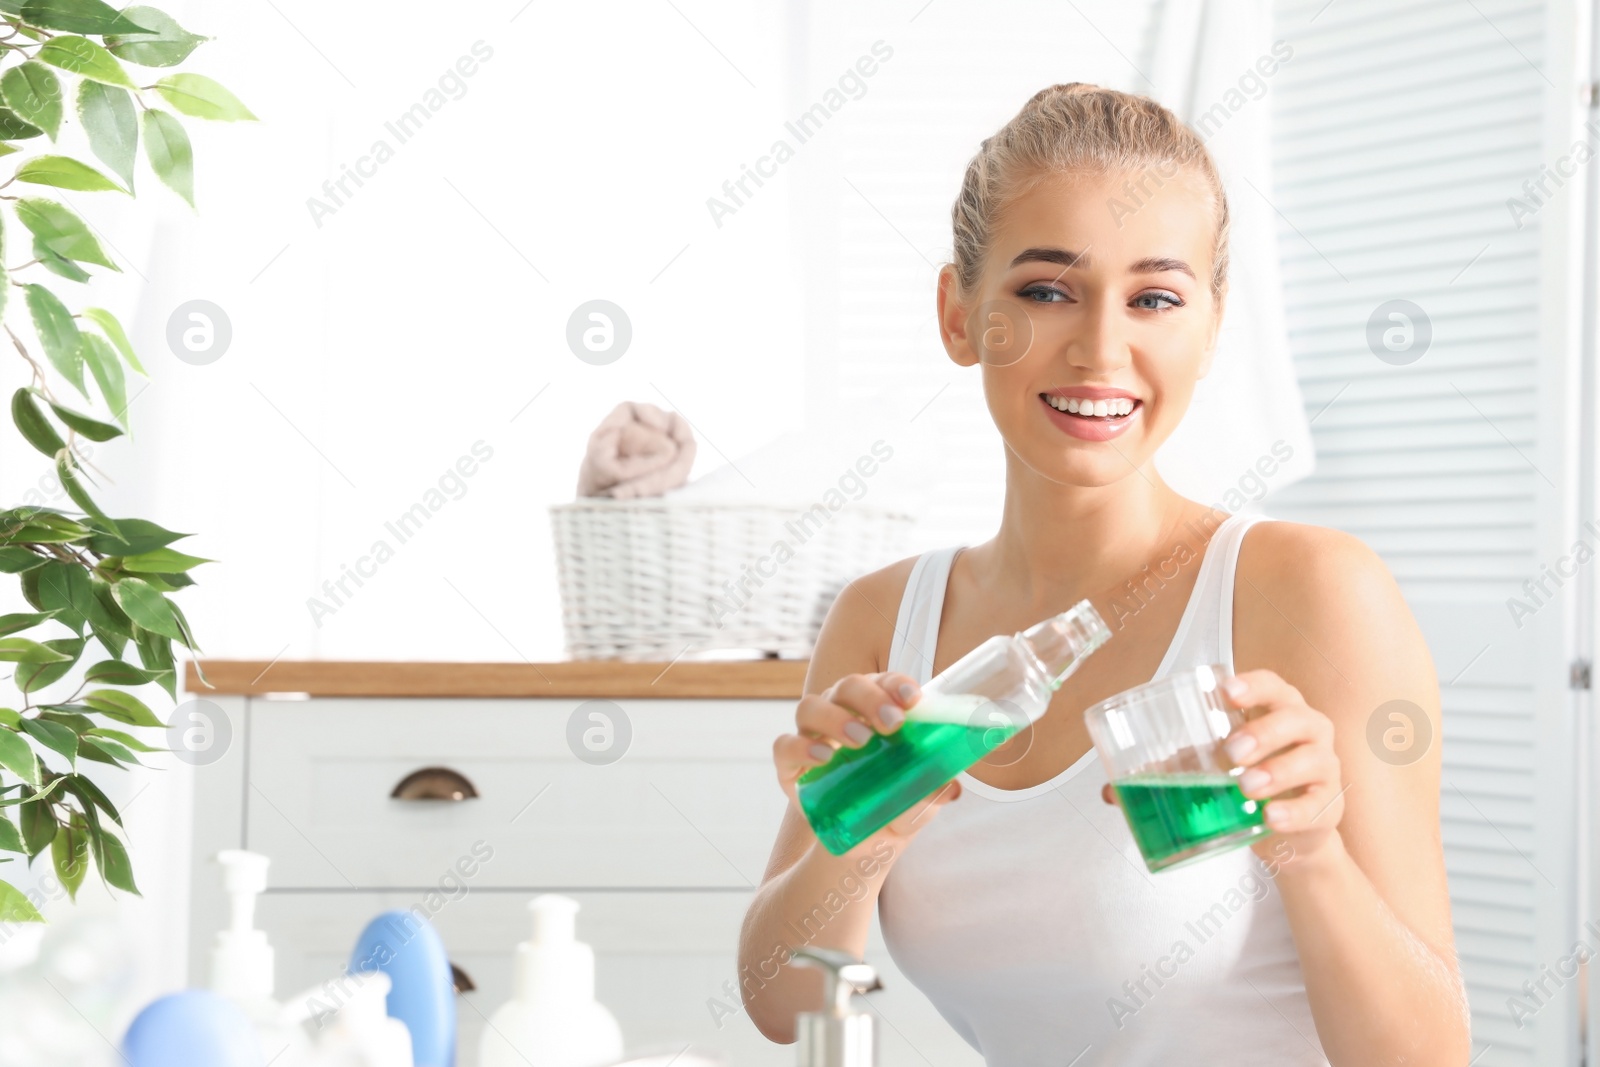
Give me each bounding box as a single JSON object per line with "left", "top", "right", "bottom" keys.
{"left": 1111, "top": 772, "right": 1268, "bottom": 872}
{"left": 798, "top": 601, "right": 1111, "bottom": 855}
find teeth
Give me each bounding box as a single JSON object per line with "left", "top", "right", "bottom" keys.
{"left": 1044, "top": 394, "right": 1136, "bottom": 417}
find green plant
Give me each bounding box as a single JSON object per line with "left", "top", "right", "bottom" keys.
{"left": 0, "top": 0, "right": 252, "bottom": 923}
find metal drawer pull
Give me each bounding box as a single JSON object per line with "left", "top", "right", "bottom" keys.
{"left": 390, "top": 767, "right": 479, "bottom": 801}
{"left": 451, "top": 962, "right": 476, "bottom": 994}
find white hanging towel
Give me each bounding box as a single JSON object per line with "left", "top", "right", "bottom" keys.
{"left": 1145, "top": 0, "right": 1316, "bottom": 509}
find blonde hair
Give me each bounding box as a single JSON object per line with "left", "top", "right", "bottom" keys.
{"left": 949, "top": 82, "right": 1230, "bottom": 305}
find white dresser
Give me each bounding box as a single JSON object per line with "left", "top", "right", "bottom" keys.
{"left": 184, "top": 661, "right": 980, "bottom": 1067}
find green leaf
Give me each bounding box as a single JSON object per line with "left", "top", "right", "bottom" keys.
{"left": 15, "top": 635, "right": 82, "bottom": 692}
{"left": 109, "top": 578, "right": 180, "bottom": 640}
{"left": 92, "top": 824, "right": 135, "bottom": 892}
{"left": 50, "top": 814, "right": 88, "bottom": 897}
{"left": 20, "top": 716, "right": 76, "bottom": 765}
{"left": 88, "top": 518, "right": 185, "bottom": 556}
{"left": 82, "top": 659, "right": 157, "bottom": 686}
{"left": 119, "top": 547, "right": 209, "bottom": 573}
{"left": 0, "top": 879, "right": 43, "bottom": 921}
{"left": 18, "top": 786, "right": 56, "bottom": 854}
{"left": 77, "top": 735, "right": 136, "bottom": 765}
{"left": 152, "top": 73, "right": 254, "bottom": 122}
{"left": 0, "top": 637, "right": 72, "bottom": 663}
{"left": 56, "top": 450, "right": 110, "bottom": 525}
{"left": 0, "top": 62, "right": 62, "bottom": 140}
{"left": 0, "top": 812, "right": 23, "bottom": 853}
{"left": 0, "top": 610, "right": 59, "bottom": 637}
{"left": 37, "top": 36, "right": 136, "bottom": 88}
{"left": 24, "top": 286, "right": 86, "bottom": 394}
{"left": 19, "top": 0, "right": 153, "bottom": 35}
{"left": 133, "top": 631, "right": 174, "bottom": 697}
{"left": 64, "top": 774, "right": 119, "bottom": 826}
{"left": 86, "top": 726, "right": 161, "bottom": 753}
{"left": 47, "top": 398, "right": 121, "bottom": 441}
{"left": 0, "top": 710, "right": 17, "bottom": 728}
{"left": 19, "top": 567, "right": 44, "bottom": 610}
{"left": 83, "top": 307, "right": 143, "bottom": 374}
{"left": 38, "top": 708, "right": 92, "bottom": 733}
{"left": 15, "top": 155, "right": 124, "bottom": 193}
{"left": 0, "top": 731, "right": 40, "bottom": 786}
{"left": 34, "top": 238, "right": 91, "bottom": 283}
{"left": 137, "top": 571, "right": 192, "bottom": 592}
{"left": 10, "top": 388, "right": 66, "bottom": 456}
{"left": 104, "top": 6, "right": 204, "bottom": 67}
{"left": 0, "top": 548, "right": 47, "bottom": 573}
{"left": 0, "top": 107, "right": 44, "bottom": 139}
{"left": 34, "top": 561, "right": 115, "bottom": 635}
{"left": 81, "top": 688, "right": 162, "bottom": 727}
{"left": 80, "top": 333, "right": 127, "bottom": 426}
{"left": 76, "top": 82, "right": 136, "bottom": 192}
{"left": 140, "top": 108, "right": 191, "bottom": 207}
{"left": 16, "top": 199, "right": 117, "bottom": 269}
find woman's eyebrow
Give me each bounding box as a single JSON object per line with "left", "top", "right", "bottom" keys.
{"left": 1008, "top": 246, "right": 1195, "bottom": 280}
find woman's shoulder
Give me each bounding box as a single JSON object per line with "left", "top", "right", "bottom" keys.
{"left": 1234, "top": 517, "right": 1421, "bottom": 671}
{"left": 805, "top": 552, "right": 928, "bottom": 689}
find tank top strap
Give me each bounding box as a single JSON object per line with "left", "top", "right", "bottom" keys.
{"left": 886, "top": 547, "right": 961, "bottom": 683}
{"left": 1161, "top": 510, "right": 1273, "bottom": 676}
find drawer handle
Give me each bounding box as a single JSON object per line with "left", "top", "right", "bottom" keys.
{"left": 390, "top": 767, "right": 479, "bottom": 802}
{"left": 451, "top": 962, "right": 476, "bottom": 994}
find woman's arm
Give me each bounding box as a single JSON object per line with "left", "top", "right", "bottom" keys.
{"left": 1229, "top": 522, "right": 1471, "bottom": 1066}
{"left": 738, "top": 564, "right": 961, "bottom": 1042}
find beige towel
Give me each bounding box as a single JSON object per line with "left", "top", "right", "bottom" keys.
{"left": 576, "top": 401, "right": 697, "bottom": 499}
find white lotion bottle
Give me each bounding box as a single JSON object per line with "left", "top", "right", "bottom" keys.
{"left": 477, "top": 895, "right": 624, "bottom": 1067}
{"left": 281, "top": 971, "right": 413, "bottom": 1067}
{"left": 211, "top": 850, "right": 313, "bottom": 1067}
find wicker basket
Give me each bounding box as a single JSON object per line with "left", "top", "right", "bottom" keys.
{"left": 550, "top": 498, "right": 914, "bottom": 661}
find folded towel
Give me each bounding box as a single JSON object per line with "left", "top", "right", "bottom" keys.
{"left": 576, "top": 401, "right": 697, "bottom": 499}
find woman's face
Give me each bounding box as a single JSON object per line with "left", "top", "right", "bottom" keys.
{"left": 938, "top": 167, "right": 1224, "bottom": 488}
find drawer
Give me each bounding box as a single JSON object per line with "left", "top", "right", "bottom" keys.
{"left": 246, "top": 698, "right": 794, "bottom": 889}
{"left": 258, "top": 889, "right": 981, "bottom": 1067}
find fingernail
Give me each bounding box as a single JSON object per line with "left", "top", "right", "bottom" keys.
{"left": 898, "top": 683, "right": 917, "bottom": 704}
{"left": 1222, "top": 677, "right": 1247, "bottom": 700}
{"left": 880, "top": 704, "right": 905, "bottom": 728}
{"left": 844, "top": 721, "right": 872, "bottom": 744}
{"left": 1239, "top": 768, "right": 1270, "bottom": 794}
{"left": 1224, "top": 733, "right": 1257, "bottom": 762}
{"left": 809, "top": 742, "right": 833, "bottom": 762}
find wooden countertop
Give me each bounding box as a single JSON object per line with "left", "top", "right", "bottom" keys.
{"left": 184, "top": 659, "right": 810, "bottom": 700}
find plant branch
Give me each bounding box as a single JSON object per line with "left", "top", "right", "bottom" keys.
{"left": 6, "top": 325, "right": 49, "bottom": 395}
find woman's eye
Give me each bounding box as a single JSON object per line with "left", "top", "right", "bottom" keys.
{"left": 1018, "top": 285, "right": 1067, "bottom": 303}
{"left": 1132, "top": 291, "right": 1183, "bottom": 311}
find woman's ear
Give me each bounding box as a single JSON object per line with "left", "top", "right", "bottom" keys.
{"left": 937, "top": 265, "right": 981, "bottom": 368}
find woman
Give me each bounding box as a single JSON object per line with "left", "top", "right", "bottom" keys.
{"left": 738, "top": 83, "right": 1471, "bottom": 1065}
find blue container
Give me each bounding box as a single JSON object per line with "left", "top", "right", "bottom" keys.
{"left": 122, "top": 989, "right": 264, "bottom": 1067}
{"left": 350, "top": 908, "right": 457, "bottom": 1066}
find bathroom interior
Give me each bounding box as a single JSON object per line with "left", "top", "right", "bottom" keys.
{"left": 0, "top": 0, "right": 1595, "bottom": 1065}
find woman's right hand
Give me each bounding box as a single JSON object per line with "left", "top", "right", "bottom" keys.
{"left": 772, "top": 670, "right": 963, "bottom": 851}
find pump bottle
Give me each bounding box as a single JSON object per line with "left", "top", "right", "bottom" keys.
{"left": 476, "top": 895, "right": 624, "bottom": 1067}
{"left": 211, "top": 850, "right": 312, "bottom": 1066}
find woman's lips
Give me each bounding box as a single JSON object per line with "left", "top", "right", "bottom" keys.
{"left": 1039, "top": 393, "right": 1142, "bottom": 442}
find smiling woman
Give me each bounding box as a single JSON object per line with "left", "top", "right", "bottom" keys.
{"left": 741, "top": 82, "right": 1470, "bottom": 1067}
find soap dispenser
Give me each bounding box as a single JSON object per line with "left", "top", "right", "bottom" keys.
{"left": 211, "top": 849, "right": 311, "bottom": 1067}
{"left": 791, "top": 948, "right": 882, "bottom": 1067}
{"left": 476, "top": 895, "right": 624, "bottom": 1067}
{"left": 281, "top": 971, "right": 414, "bottom": 1067}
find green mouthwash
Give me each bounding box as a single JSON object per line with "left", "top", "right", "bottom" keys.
{"left": 798, "top": 602, "right": 1110, "bottom": 855}
{"left": 1112, "top": 773, "right": 1269, "bottom": 872}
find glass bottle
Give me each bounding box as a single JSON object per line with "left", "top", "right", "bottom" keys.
{"left": 797, "top": 601, "right": 1111, "bottom": 854}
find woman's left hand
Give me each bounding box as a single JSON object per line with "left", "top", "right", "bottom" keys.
{"left": 1100, "top": 668, "right": 1346, "bottom": 865}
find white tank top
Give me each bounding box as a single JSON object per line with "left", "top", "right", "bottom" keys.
{"left": 878, "top": 511, "right": 1330, "bottom": 1066}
